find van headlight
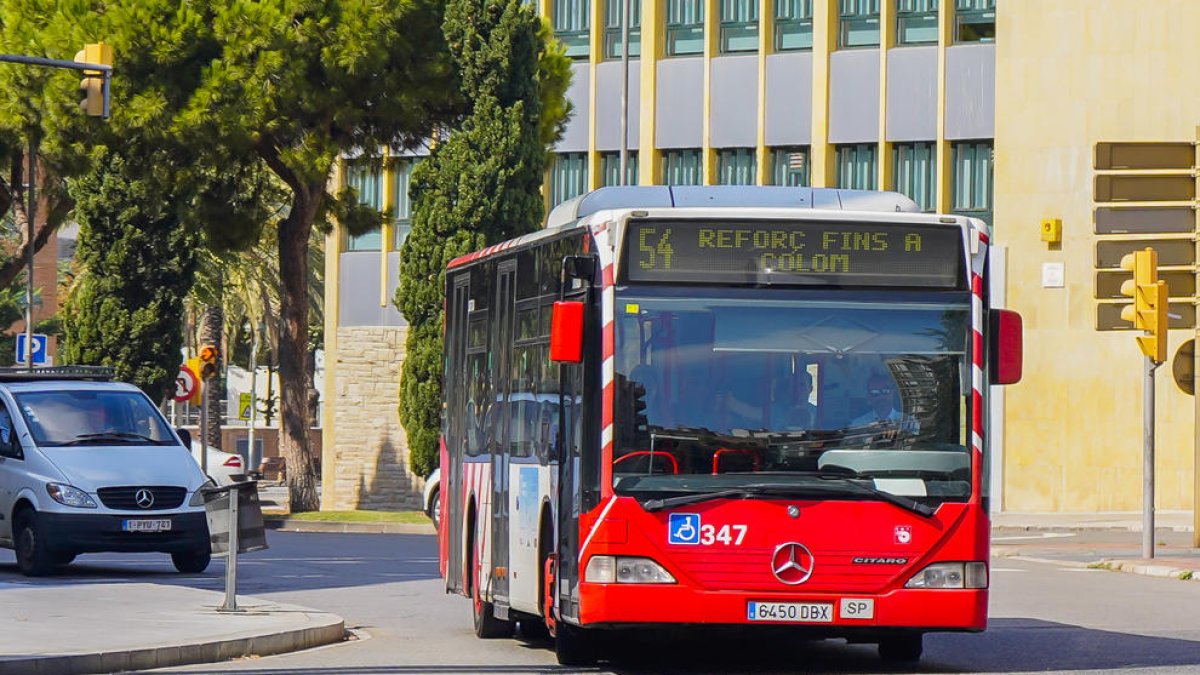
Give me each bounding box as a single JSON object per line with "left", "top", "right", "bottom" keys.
{"left": 585, "top": 556, "right": 676, "bottom": 584}
{"left": 904, "top": 562, "right": 988, "bottom": 589}
{"left": 46, "top": 483, "right": 98, "bottom": 509}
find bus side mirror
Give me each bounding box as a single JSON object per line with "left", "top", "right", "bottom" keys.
{"left": 989, "top": 309, "right": 1023, "bottom": 385}
{"left": 550, "top": 301, "right": 585, "bottom": 363}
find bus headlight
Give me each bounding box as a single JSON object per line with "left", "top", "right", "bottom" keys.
{"left": 904, "top": 562, "right": 987, "bottom": 589}
{"left": 585, "top": 556, "right": 676, "bottom": 584}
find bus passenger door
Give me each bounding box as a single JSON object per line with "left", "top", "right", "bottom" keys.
{"left": 489, "top": 262, "right": 516, "bottom": 609}
{"left": 444, "top": 276, "right": 469, "bottom": 594}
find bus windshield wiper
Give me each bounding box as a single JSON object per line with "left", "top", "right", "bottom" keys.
{"left": 640, "top": 477, "right": 936, "bottom": 517}
{"left": 811, "top": 474, "right": 936, "bottom": 518}
{"left": 642, "top": 484, "right": 816, "bottom": 512}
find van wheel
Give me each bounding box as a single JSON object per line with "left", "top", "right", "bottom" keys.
{"left": 14, "top": 509, "right": 54, "bottom": 577}
{"left": 172, "top": 549, "right": 211, "bottom": 574}
{"left": 878, "top": 634, "right": 923, "bottom": 663}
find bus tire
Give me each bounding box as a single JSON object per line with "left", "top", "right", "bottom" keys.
{"left": 471, "top": 540, "right": 513, "bottom": 639}
{"left": 554, "top": 623, "right": 596, "bottom": 666}
{"left": 878, "top": 634, "right": 923, "bottom": 663}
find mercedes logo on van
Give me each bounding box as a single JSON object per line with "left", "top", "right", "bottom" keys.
{"left": 771, "top": 542, "right": 814, "bottom": 585}
{"left": 135, "top": 489, "right": 155, "bottom": 509}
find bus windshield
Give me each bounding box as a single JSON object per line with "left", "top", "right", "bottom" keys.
{"left": 612, "top": 288, "right": 972, "bottom": 504}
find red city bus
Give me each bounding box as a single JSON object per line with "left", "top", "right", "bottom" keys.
{"left": 437, "top": 186, "right": 1022, "bottom": 666}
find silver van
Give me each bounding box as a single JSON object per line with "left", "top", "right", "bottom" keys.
{"left": 0, "top": 368, "right": 211, "bottom": 576}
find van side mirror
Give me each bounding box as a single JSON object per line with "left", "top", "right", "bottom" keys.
{"left": 176, "top": 428, "right": 192, "bottom": 448}
{"left": 0, "top": 434, "right": 20, "bottom": 459}
{"left": 989, "top": 309, "right": 1023, "bottom": 385}
{"left": 550, "top": 301, "right": 585, "bottom": 363}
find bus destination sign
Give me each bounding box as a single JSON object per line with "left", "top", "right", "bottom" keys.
{"left": 623, "top": 219, "right": 964, "bottom": 288}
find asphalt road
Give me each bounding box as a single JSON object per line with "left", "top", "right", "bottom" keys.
{"left": 3, "top": 531, "right": 1200, "bottom": 674}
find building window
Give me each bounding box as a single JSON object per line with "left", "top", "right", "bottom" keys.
{"left": 839, "top": 0, "right": 880, "bottom": 48}
{"left": 769, "top": 147, "right": 810, "bottom": 186}
{"left": 666, "top": 0, "right": 704, "bottom": 56}
{"left": 551, "top": 152, "right": 589, "bottom": 207}
{"left": 892, "top": 142, "right": 936, "bottom": 212}
{"left": 955, "top": 0, "right": 994, "bottom": 43}
{"left": 836, "top": 143, "right": 877, "bottom": 190}
{"left": 604, "top": 0, "right": 641, "bottom": 59}
{"left": 601, "top": 151, "right": 639, "bottom": 186}
{"left": 952, "top": 141, "right": 993, "bottom": 224}
{"left": 716, "top": 148, "right": 756, "bottom": 185}
{"left": 391, "top": 158, "right": 421, "bottom": 250}
{"left": 775, "top": 0, "right": 813, "bottom": 51}
{"left": 345, "top": 160, "right": 383, "bottom": 251}
{"left": 719, "top": 0, "right": 758, "bottom": 54}
{"left": 554, "top": 0, "right": 591, "bottom": 60}
{"left": 662, "top": 149, "right": 702, "bottom": 185}
{"left": 896, "top": 0, "right": 938, "bottom": 45}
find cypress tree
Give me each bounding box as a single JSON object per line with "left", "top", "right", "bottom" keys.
{"left": 61, "top": 147, "right": 200, "bottom": 401}
{"left": 397, "top": 0, "right": 570, "bottom": 477}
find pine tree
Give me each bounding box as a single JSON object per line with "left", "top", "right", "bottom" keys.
{"left": 396, "top": 0, "right": 571, "bottom": 477}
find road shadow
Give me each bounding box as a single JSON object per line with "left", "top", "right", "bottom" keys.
{"left": 0, "top": 531, "right": 441, "bottom": 594}
{"left": 144, "top": 618, "right": 1200, "bottom": 674}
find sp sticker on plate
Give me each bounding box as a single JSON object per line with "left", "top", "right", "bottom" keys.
{"left": 668, "top": 513, "right": 701, "bottom": 544}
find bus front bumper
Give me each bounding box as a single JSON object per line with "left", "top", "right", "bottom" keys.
{"left": 576, "top": 583, "right": 987, "bottom": 632}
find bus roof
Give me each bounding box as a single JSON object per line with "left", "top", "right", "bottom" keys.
{"left": 545, "top": 186, "right": 921, "bottom": 229}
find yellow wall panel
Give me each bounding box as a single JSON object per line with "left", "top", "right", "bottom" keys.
{"left": 995, "top": 0, "right": 1200, "bottom": 512}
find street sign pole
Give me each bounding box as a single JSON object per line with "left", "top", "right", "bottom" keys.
{"left": 24, "top": 134, "right": 36, "bottom": 372}
{"left": 200, "top": 381, "right": 209, "bottom": 476}
{"left": 1143, "top": 356, "right": 1157, "bottom": 560}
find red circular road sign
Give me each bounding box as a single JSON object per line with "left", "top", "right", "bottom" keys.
{"left": 174, "top": 364, "right": 199, "bottom": 402}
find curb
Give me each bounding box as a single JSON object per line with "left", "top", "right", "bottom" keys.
{"left": 265, "top": 518, "right": 436, "bottom": 535}
{"left": 1094, "top": 560, "right": 1200, "bottom": 581}
{"left": 0, "top": 613, "right": 345, "bottom": 675}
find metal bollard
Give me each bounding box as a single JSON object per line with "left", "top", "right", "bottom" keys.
{"left": 219, "top": 489, "right": 242, "bottom": 613}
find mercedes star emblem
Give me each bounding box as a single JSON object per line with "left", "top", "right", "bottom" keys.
{"left": 771, "top": 542, "right": 814, "bottom": 585}
{"left": 134, "top": 488, "right": 155, "bottom": 509}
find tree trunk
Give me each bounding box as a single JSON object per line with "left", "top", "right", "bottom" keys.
{"left": 278, "top": 186, "right": 322, "bottom": 513}
{"left": 199, "top": 303, "right": 224, "bottom": 449}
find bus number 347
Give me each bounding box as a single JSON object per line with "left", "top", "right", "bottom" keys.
{"left": 701, "top": 524, "right": 748, "bottom": 546}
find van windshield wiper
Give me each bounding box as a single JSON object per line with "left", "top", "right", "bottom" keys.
{"left": 640, "top": 476, "right": 936, "bottom": 518}
{"left": 60, "top": 432, "right": 158, "bottom": 446}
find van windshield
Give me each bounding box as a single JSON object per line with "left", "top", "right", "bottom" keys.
{"left": 14, "top": 390, "right": 179, "bottom": 447}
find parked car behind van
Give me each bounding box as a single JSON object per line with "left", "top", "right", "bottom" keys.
{"left": 0, "top": 367, "right": 212, "bottom": 576}
{"left": 424, "top": 467, "right": 440, "bottom": 531}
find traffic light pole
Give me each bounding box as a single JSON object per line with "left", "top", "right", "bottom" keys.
{"left": 1143, "top": 356, "right": 1157, "bottom": 560}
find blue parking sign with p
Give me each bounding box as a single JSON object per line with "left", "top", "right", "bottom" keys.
{"left": 14, "top": 333, "right": 47, "bottom": 365}
{"left": 668, "top": 513, "right": 701, "bottom": 545}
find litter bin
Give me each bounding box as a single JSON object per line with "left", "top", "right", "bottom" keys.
{"left": 201, "top": 480, "right": 268, "bottom": 555}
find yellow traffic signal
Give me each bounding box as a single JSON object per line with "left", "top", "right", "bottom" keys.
{"left": 1119, "top": 248, "right": 1168, "bottom": 362}
{"left": 73, "top": 42, "right": 111, "bottom": 117}
{"left": 198, "top": 344, "right": 219, "bottom": 379}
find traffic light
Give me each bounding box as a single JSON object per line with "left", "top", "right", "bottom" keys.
{"left": 198, "top": 344, "right": 219, "bottom": 379}
{"left": 1119, "top": 248, "right": 1168, "bottom": 362}
{"left": 73, "top": 42, "right": 112, "bottom": 117}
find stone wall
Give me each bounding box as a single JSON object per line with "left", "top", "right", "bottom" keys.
{"left": 324, "top": 326, "right": 423, "bottom": 510}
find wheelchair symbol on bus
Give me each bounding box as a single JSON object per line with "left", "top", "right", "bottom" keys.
{"left": 668, "top": 513, "right": 701, "bottom": 545}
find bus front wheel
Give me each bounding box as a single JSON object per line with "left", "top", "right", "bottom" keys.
{"left": 555, "top": 623, "right": 596, "bottom": 666}
{"left": 878, "top": 634, "right": 923, "bottom": 663}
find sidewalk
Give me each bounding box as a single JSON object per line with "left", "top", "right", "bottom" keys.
{"left": 992, "top": 510, "right": 1200, "bottom": 582}
{"left": 0, "top": 582, "right": 344, "bottom": 675}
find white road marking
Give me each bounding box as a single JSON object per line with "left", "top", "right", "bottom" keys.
{"left": 993, "top": 532, "right": 1077, "bottom": 542}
